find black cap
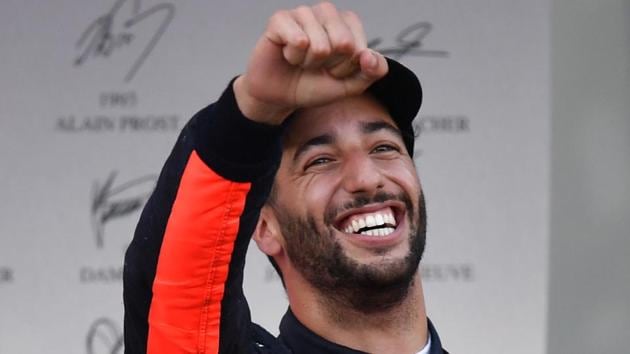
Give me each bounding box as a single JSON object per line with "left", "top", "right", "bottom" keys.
{"left": 366, "top": 57, "right": 422, "bottom": 156}
{"left": 281, "top": 57, "right": 421, "bottom": 156}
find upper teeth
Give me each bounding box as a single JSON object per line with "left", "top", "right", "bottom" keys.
{"left": 342, "top": 208, "right": 397, "bottom": 237}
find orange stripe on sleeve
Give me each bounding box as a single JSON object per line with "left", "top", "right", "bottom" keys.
{"left": 147, "top": 151, "right": 252, "bottom": 354}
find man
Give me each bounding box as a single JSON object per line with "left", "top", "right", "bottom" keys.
{"left": 124, "top": 3, "right": 447, "bottom": 353}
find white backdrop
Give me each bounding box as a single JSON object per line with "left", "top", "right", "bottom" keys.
{"left": 0, "top": 1, "right": 549, "bottom": 353}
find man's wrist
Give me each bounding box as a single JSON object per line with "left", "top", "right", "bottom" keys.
{"left": 233, "top": 75, "right": 294, "bottom": 125}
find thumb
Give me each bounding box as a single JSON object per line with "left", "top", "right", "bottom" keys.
{"left": 343, "top": 50, "right": 388, "bottom": 95}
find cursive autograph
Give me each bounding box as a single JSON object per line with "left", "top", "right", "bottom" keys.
{"left": 91, "top": 171, "right": 156, "bottom": 249}
{"left": 74, "top": 0, "right": 175, "bottom": 82}
{"left": 86, "top": 317, "right": 123, "bottom": 354}
{"left": 368, "top": 22, "right": 449, "bottom": 60}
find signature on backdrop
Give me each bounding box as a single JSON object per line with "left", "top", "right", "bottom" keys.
{"left": 369, "top": 21, "right": 449, "bottom": 60}
{"left": 74, "top": 0, "right": 175, "bottom": 82}
{"left": 91, "top": 171, "right": 157, "bottom": 249}
{"left": 86, "top": 318, "right": 123, "bottom": 354}
{"left": 73, "top": 0, "right": 447, "bottom": 83}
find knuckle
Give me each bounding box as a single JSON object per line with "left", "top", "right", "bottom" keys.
{"left": 317, "top": 1, "right": 337, "bottom": 14}
{"left": 268, "top": 10, "right": 289, "bottom": 26}
{"left": 341, "top": 10, "right": 359, "bottom": 21}
{"left": 289, "top": 35, "right": 309, "bottom": 47}
{"left": 342, "top": 10, "right": 360, "bottom": 23}
{"left": 311, "top": 44, "right": 331, "bottom": 58}
{"left": 332, "top": 35, "right": 353, "bottom": 52}
{"left": 293, "top": 5, "right": 311, "bottom": 18}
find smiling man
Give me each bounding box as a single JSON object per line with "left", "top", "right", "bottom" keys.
{"left": 124, "top": 3, "right": 447, "bottom": 354}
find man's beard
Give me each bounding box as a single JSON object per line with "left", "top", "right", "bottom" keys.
{"left": 273, "top": 191, "right": 426, "bottom": 314}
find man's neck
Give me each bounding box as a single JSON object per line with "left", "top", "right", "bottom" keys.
{"left": 287, "top": 273, "right": 428, "bottom": 354}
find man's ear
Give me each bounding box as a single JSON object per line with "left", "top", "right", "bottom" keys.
{"left": 253, "top": 205, "right": 283, "bottom": 257}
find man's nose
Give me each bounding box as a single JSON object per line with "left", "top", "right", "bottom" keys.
{"left": 340, "top": 154, "right": 385, "bottom": 195}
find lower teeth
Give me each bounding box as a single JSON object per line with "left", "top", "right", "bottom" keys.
{"left": 359, "top": 227, "right": 395, "bottom": 236}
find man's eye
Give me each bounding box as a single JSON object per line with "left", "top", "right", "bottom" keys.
{"left": 372, "top": 144, "right": 399, "bottom": 153}
{"left": 305, "top": 157, "right": 333, "bottom": 169}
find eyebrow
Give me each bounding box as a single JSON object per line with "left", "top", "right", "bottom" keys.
{"left": 360, "top": 121, "right": 404, "bottom": 140}
{"left": 293, "top": 134, "right": 335, "bottom": 163}
{"left": 292, "top": 120, "right": 404, "bottom": 163}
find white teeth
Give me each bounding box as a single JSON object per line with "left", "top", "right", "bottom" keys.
{"left": 341, "top": 209, "right": 398, "bottom": 235}
{"left": 358, "top": 218, "right": 366, "bottom": 229}
{"left": 366, "top": 215, "right": 376, "bottom": 228}
{"left": 357, "top": 227, "right": 396, "bottom": 237}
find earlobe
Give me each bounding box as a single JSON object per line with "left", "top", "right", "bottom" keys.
{"left": 253, "top": 206, "right": 283, "bottom": 257}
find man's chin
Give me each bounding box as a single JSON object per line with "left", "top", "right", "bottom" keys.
{"left": 351, "top": 255, "right": 419, "bottom": 288}
{"left": 321, "top": 254, "right": 420, "bottom": 314}
{"left": 338, "top": 238, "right": 413, "bottom": 271}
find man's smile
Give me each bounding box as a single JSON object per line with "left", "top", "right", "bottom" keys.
{"left": 334, "top": 202, "right": 405, "bottom": 237}
{"left": 342, "top": 207, "right": 397, "bottom": 236}
{"left": 329, "top": 200, "right": 411, "bottom": 253}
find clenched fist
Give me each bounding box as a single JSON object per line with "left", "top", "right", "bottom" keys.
{"left": 234, "top": 2, "right": 388, "bottom": 125}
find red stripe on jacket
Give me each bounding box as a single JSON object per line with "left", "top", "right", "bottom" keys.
{"left": 147, "top": 150, "right": 251, "bottom": 354}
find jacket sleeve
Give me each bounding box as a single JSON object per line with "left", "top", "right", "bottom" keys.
{"left": 123, "top": 82, "right": 282, "bottom": 354}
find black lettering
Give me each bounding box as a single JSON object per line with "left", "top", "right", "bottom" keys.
{"left": 421, "top": 263, "right": 474, "bottom": 282}
{"left": 56, "top": 115, "right": 116, "bottom": 132}
{"left": 88, "top": 116, "right": 115, "bottom": 131}
{"left": 0, "top": 267, "right": 13, "bottom": 283}
{"left": 118, "top": 116, "right": 139, "bottom": 131}
{"left": 460, "top": 264, "right": 474, "bottom": 280}
{"left": 79, "top": 266, "right": 123, "bottom": 283}
{"left": 57, "top": 114, "right": 179, "bottom": 133}
{"left": 457, "top": 116, "right": 470, "bottom": 132}
{"left": 446, "top": 265, "right": 461, "bottom": 280}
{"left": 434, "top": 118, "right": 453, "bottom": 131}
{"left": 152, "top": 117, "right": 168, "bottom": 130}
{"left": 422, "top": 264, "right": 444, "bottom": 281}
{"left": 56, "top": 116, "right": 77, "bottom": 131}
{"left": 167, "top": 115, "right": 179, "bottom": 130}
{"left": 415, "top": 116, "right": 470, "bottom": 134}
{"left": 118, "top": 115, "right": 180, "bottom": 132}
{"left": 99, "top": 91, "right": 138, "bottom": 108}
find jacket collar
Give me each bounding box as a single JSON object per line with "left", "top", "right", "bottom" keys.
{"left": 278, "top": 308, "right": 447, "bottom": 354}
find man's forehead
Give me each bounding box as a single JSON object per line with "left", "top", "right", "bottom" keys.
{"left": 281, "top": 94, "right": 397, "bottom": 145}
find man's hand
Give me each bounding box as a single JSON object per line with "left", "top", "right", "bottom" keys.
{"left": 233, "top": 2, "right": 388, "bottom": 125}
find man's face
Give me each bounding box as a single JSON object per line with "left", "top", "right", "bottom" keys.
{"left": 268, "top": 94, "right": 426, "bottom": 311}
